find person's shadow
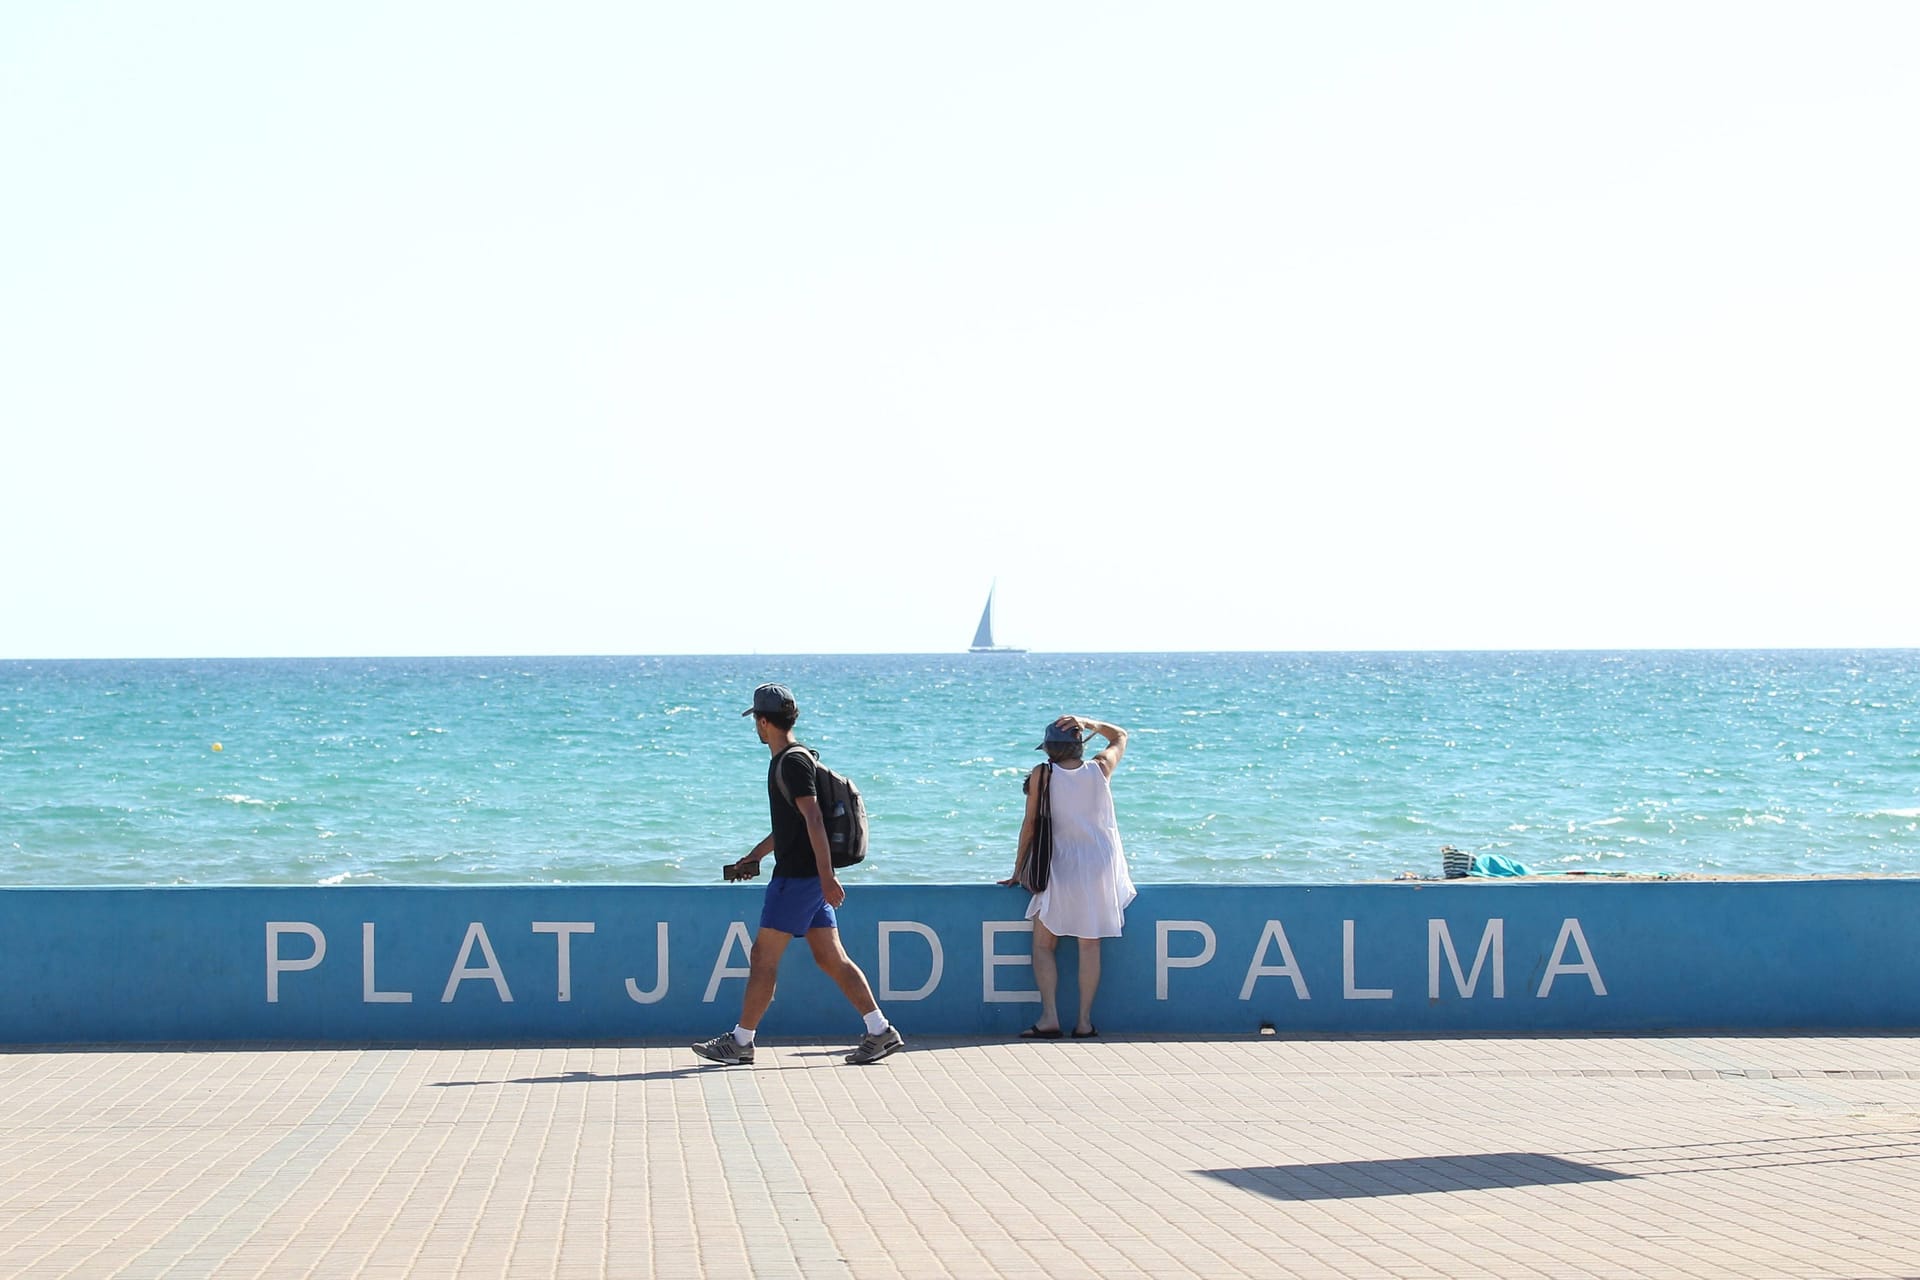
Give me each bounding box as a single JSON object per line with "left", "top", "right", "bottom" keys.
{"left": 431, "top": 1067, "right": 711, "bottom": 1087}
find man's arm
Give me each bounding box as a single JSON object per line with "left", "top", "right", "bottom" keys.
{"left": 795, "top": 795, "right": 845, "bottom": 908}
{"left": 727, "top": 833, "right": 776, "bottom": 879}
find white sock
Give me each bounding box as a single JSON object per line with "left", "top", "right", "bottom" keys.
{"left": 863, "top": 1009, "right": 889, "bottom": 1036}
{"left": 732, "top": 1024, "right": 755, "bottom": 1047}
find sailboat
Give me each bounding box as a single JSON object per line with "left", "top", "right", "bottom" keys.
{"left": 968, "top": 584, "right": 1027, "bottom": 654}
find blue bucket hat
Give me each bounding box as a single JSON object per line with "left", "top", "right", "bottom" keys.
{"left": 1035, "top": 716, "right": 1089, "bottom": 750}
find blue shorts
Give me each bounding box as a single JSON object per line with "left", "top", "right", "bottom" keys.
{"left": 760, "top": 874, "right": 837, "bottom": 936}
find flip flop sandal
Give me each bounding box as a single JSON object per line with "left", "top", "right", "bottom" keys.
{"left": 1019, "top": 1025, "right": 1063, "bottom": 1039}
{"left": 1071, "top": 1027, "right": 1099, "bottom": 1038}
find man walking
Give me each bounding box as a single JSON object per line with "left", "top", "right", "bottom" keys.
{"left": 693, "top": 683, "right": 904, "bottom": 1067}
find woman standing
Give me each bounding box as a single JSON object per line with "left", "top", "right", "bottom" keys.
{"left": 1002, "top": 714, "right": 1135, "bottom": 1038}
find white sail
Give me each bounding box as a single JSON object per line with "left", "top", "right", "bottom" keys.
{"left": 968, "top": 585, "right": 1026, "bottom": 653}
{"left": 971, "top": 592, "right": 997, "bottom": 650}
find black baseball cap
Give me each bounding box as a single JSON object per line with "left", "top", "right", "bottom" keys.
{"left": 742, "top": 683, "right": 797, "bottom": 718}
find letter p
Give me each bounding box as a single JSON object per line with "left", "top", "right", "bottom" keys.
{"left": 1156, "top": 920, "right": 1217, "bottom": 1000}
{"left": 267, "top": 922, "right": 326, "bottom": 1003}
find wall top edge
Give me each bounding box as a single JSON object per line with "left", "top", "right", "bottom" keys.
{"left": 2, "top": 876, "right": 1916, "bottom": 893}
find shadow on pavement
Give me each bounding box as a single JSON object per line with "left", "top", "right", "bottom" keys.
{"left": 430, "top": 1067, "right": 713, "bottom": 1086}
{"left": 1198, "top": 1153, "right": 1630, "bottom": 1201}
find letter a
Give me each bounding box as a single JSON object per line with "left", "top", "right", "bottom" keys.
{"left": 1239, "top": 920, "right": 1310, "bottom": 1000}
{"left": 703, "top": 922, "right": 754, "bottom": 1003}
{"left": 442, "top": 922, "right": 514, "bottom": 1003}
{"left": 1536, "top": 918, "right": 1607, "bottom": 997}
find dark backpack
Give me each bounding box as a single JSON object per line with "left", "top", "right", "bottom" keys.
{"left": 773, "top": 746, "right": 869, "bottom": 868}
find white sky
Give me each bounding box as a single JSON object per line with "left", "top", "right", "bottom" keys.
{"left": 3, "top": 2, "right": 1915, "bottom": 658}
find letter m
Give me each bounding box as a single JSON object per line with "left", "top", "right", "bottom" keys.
{"left": 1428, "top": 918, "right": 1504, "bottom": 999}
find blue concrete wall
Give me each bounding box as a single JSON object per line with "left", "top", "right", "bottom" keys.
{"left": 2, "top": 880, "right": 1916, "bottom": 1043}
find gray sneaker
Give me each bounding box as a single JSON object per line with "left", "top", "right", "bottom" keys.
{"left": 692, "top": 1031, "right": 754, "bottom": 1065}
{"left": 845, "top": 1025, "right": 905, "bottom": 1065}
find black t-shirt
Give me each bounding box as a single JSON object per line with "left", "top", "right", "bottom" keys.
{"left": 768, "top": 746, "right": 821, "bottom": 878}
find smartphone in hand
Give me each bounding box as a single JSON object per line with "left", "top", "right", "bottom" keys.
{"left": 723, "top": 860, "right": 760, "bottom": 882}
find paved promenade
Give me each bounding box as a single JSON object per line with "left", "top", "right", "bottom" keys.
{"left": 2, "top": 1033, "right": 1918, "bottom": 1279}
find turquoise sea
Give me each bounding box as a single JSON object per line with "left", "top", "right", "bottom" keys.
{"left": 3, "top": 652, "right": 1916, "bottom": 887}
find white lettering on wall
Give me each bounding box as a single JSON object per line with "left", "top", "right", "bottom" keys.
{"left": 266, "top": 922, "right": 325, "bottom": 1003}
{"left": 625, "top": 922, "right": 670, "bottom": 1004}
{"left": 532, "top": 922, "right": 594, "bottom": 1003}
{"left": 982, "top": 921, "right": 1040, "bottom": 1004}
{"left": 1343, "top": 919, "right": 1393, "bottom": 1000}
{"left": 1239, "top": 920, "right": 1310, "bottom": 1001}
{"left": 1157, "top": 920, "right": 1217, "bottom": 1000}
{"left": 1429, "top": 919, "right": 1505, "bottom": 999}
{"left": 362, "top": 923, "right": 412, "bottom": 1003}
{"left": 441, "top": 922, "right": 513, "bottom": 1003}
{"left": 878, "top": 921, "right": 944, "bottom": 1002}
{"left": 1537, "top": 917, "right": 1607, "bottom": 997}
{"left": 247, "top": 908, "right": 1607, "bottom": 1017}
{"left": 703, "top": 922, "right": 754, "bottom": 1003}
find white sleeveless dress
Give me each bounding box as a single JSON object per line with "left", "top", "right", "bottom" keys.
{"left": 1026, "top": 761, "right": 1136, "bottom": 939}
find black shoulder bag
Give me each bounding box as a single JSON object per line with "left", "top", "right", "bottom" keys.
{"left": 1020, "top": 764, "right": 1054, "bottom": 893}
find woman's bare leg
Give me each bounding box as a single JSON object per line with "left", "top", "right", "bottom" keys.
{"left": 1031, "top": 920, "right": 1061, "bottom": 1032}
{"left": 1075, "top": 937, "right": 1102, "bottom": 1034}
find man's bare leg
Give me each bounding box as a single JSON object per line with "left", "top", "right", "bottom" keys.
{"left": 741, "top": 927, "right": 792, "bottom": 1028}
{"left": 806, "top": 926, "right": 878, "bottom": 1015}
